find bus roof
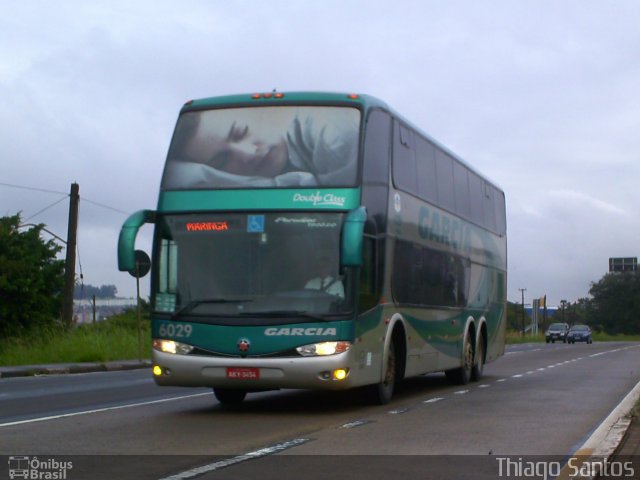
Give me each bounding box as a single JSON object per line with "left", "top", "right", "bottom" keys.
{"left": 181, "top": 91, "right": 390, "bottom": 112}
{"left": 178, "top": 91, "right": 504, "bottom": 195}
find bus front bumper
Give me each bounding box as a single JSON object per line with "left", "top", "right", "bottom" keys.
{"left": 151, "top": 349, "right": 360, "bottom": 391}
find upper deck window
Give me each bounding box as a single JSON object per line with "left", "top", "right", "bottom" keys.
{"left": 161, "top": 106, "right": 360, "bottom": 189}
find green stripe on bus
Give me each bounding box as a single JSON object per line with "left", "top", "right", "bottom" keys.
{"left": 158, "top": 188, "right": 361, "bottom": 212}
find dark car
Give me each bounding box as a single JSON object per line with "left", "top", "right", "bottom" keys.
{"left": 545, "top": 322, "right": 570, "bottom": 343}
{"left": 567, "top": 324, "right": 593, "bottom": 344}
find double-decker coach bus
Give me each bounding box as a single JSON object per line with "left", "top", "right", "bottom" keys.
{"left": 118, "top": 92, "right": 507, "bottom": 405}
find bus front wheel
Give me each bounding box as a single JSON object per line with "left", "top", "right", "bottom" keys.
{"left": 213, "top": 388, "right": 247, "bottom": 405}
{"left": 367, "top": 340, "right": 396, "bottom": 405}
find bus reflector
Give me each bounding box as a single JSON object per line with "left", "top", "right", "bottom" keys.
{"left": 347, "top": 94, "right": 359, "bottom": 99}
{"left": 251, "top": 92, "right": 285, "bottom": 100}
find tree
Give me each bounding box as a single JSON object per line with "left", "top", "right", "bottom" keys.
{"left": 0, "top": 214, "right": 65, "bottom": 336}
{"left": 588, "top": 272, "right": 640, "bottom": 335}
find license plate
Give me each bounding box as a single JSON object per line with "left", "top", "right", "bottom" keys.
{"left": 226, "top": 367, "right": 260, "bottom": 380}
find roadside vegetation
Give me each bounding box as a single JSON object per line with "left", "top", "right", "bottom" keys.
{"left": 0, "top": 309, "right": 150, "bottom": 366}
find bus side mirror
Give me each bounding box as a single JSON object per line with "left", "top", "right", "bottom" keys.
{"left": 118, "top": 210, "right": 156, "bottom": 272}
{"left": 341, "top": 206, "right": 367, "bottom": 267}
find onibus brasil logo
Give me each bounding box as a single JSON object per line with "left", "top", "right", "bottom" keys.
{"left": 8, "top": 456, "right": 73, "bottom": 479}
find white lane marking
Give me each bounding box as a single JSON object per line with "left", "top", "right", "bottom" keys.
{"left": 478, "top": 384, "right": 490, "bottom": 388}
{"left": 423, "top": 397, "right": 444, "bottom": 404}
{"left": 512, "top": 374, "right": 523, "bottom": 378}
{"left": 453, "top": 390, "right": 469, "bottom": 395}
{"left": 497, "top": 378, "right": 507, "bottom": 383}
{"left": 158, "top": 438, "right": 310, "bottom": 480}
{"left": 0, "top": 392, "right": 211, "bottom": 427}
{"left": 388, "top": 408, "right": 409, "bottom": 414}
{"left": 339, "top": 420, "right": 370, "bottom": 429}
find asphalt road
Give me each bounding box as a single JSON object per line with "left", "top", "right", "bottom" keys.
{"left": 1, "top": 342, "right": 639, "bottom": 480}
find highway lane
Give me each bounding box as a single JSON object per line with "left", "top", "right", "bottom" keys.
{"left": 0, "top": 368, "right": 208, "bottom": 426}
{"left": 1, "top": 342, "right": 639, "bottom": 479}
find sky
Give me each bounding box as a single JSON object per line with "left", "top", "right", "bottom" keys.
{"left": 1, "top": 0, "right": 639, "bottom": 307}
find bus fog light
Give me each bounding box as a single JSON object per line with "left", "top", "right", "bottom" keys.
{"left": 153, "top": 365, "right": 163, "bottom": 376}
{"left": 296, "top": 341, "right": 351, "bottom": 356}
{"left": 332, "top": 368, "right": 349, "bottom": 380}
{"left": 153, "top": 339, "right": 194, "bottom": 355}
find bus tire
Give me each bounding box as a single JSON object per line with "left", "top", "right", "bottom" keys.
{"left": 367, "top": 340, "right": 396, "bottom": 405}
{"left": 445, "top": 334, "right": 473, "bottom": 385}
{"left": 213, "top": 388, "right": 247, "bottom": 405}
{"left": 471, "top": 332, "right": 485, "bottom": 382}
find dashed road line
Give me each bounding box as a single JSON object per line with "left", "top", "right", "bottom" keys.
{"left": 423, "top": 397, "right": 445, "bottom": 404}
{"left": 339, "top": 419, "right": 372, "bottom": 429}
{"left": 388, "top": 408, "right": 410, "bottom": 414}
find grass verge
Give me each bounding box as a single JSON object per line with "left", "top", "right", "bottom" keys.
{"left": 0, "top": 310, "right": 150, "bottom": 366}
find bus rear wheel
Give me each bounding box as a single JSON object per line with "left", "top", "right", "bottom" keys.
{"left": 213, "top": 388, "right": 247, "bottom": 405}
{"left": 445, "top": 335, "right": 473, "bottom": 385}
{"left": 471, "top": 332, "right": 485, "bottom": 382}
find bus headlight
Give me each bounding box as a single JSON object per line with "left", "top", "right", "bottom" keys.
{"left": 296, "top": 341, "right": 351, "bottom": 356}
{"left": 153, "top": 339, "right": 194, "bottom": 355}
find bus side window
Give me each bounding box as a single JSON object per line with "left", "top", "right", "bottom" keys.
{"left": 363, "top": 110, "right": 391, "bottom": 184}
{"left": 158, "top": 239, "right": 178, "bottom": 294}
{"left": 494, "top": 189, "right": 507, "bottom": 235}
{"left": 416, "top": 136, "right": 437, "bottom": 204}
{"left": 435, "top": 150, "right": 455, "bottom": 213}
{"left": 392, "top": 240, "right": 469, "bottom": 308}
{"left": 483, "top": 182, "right": 497, "bottom": 233}
{"left": 453, "top": 161, "right": 470, "bottom": 219}
{"left": 358, "top": 236, "right": 378, "bottom": 313}
{"left": 392, "top": 121, "right": 418, "bottom": 195}
{"left": 362, "top": 109, "right": 392, "bottom": 232}
{"left": 468, "top": 172, "right": 485, "bottom": 226}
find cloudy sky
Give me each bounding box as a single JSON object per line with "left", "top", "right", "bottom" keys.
{"left": 1, "top": 1, "right": 638, "bottom": 307}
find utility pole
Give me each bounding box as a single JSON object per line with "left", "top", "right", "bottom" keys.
{"left": 518, "top": 288, "right": 527, "bottom": 336}
{"left": 62, "top": 182, "right": 79, "bottom": 328}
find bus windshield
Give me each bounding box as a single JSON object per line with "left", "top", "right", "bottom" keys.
{"left": 161, "top": 106, "right": 360, "bottom": 189}
{"left": 154, "top": 212, "right": 354, "bottom": 320}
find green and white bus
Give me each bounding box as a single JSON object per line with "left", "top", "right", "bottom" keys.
{"left": 118, "top": 92, "right": 507, "bottom": 405}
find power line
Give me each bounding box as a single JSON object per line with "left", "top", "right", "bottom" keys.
{"left": 1, "top": 181, "right": 131, "bottom": 216}
{"left": 82, "top": 197, "right": 129, "bottom": 215}
{"left": 0, "top": 181, "right": 67, "bottom": 196}
{"left": 23, "top": 195, "right": 69, "bottom": 222}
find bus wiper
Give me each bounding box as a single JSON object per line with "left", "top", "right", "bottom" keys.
{"left": 238, "top": 310, "right": 326, "bottom": 321}
{"left": 171, "top": 298, "right": 250, "bottom": 318}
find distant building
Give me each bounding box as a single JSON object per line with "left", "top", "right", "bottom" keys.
{"left": 609, "top": 257, "right": 637, "bottom": 273}
{"left": 73, "top": 298, "right": 137, "bottom": 323}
